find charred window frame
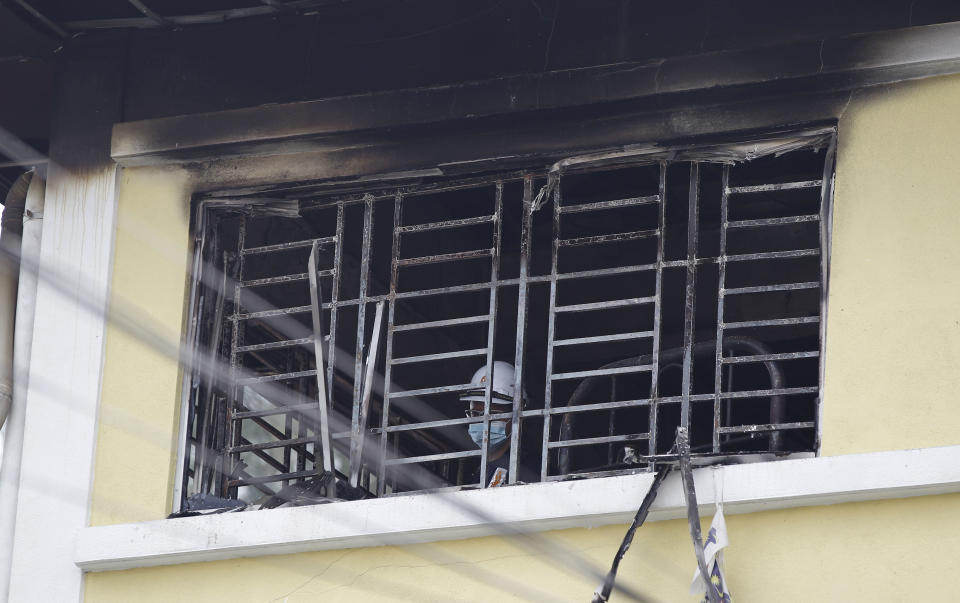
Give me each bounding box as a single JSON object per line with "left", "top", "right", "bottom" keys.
{"left": 177, "top": 128, "right": 836, "bottom": 508}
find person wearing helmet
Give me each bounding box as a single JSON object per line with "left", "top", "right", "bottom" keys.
{"left": 460, "top": 361, "right": 537, "bottom": 486}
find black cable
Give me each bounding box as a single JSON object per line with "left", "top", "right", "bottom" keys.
{"left": 592, "top": 464, "right": 672, "bottom": 603}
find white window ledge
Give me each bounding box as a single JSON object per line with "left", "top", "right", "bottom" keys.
{"left": 76, "top": 445, "right": 960, "bottom": 572}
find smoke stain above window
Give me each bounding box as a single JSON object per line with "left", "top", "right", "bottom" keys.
{"left": 179, "top": 129, "right": 835, "bottom": 509}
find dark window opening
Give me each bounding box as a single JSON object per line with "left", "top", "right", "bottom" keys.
{"left": 179, "top": 130, "right": 834, "bottom": 508}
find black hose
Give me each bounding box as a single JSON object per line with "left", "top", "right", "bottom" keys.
{"left": 559, "top": 335, "right": 785, "bottom": 474}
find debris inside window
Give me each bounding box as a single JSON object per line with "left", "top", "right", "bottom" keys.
{"left": 179, "top": 129, "right": 834, "bottom": 508}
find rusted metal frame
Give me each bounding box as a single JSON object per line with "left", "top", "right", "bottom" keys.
{"left": 350, "top": 301, "right": 384, "bottom": 487}
{"left": 592, "top": 465, "right": 672, "bottom": 603}
{"left": 127, "top": 0, "right": 174, "bottom": 28}
{"left": 198, "top": 256, "right": 229, "bottom": 494}
{"left": 308, "top": 241, "right": 335, "bottom": 497}
{"left": 551, "top": 364, "right": 654, "bottom": 381}
{"left": 649, "top": 161, "right": 667, "bottom": 464}
{"left": 385, "top": 449, "right": 481, "bottom": 467}
{"left": 725, "top": 248, "right": 819, "bottom": 262}
{"left": 232, "top": 400, "right": 317, "bottom": 420}
{"left": 816, "top": 135, "right": 838, "bottom": 453}
{"left": 283, "top": 407, "right": 294, "bottom": 485}
{"left": 182, "top": 209, "right": 214, "bottom": 502}
{"left": 237, "top": 437, "right": 290, "bottom": 474}
{"left": 394, "top": 281, "right": 503, "bottom": 300}
{"left": 229, "top": 435, "right": 315, "bottom": 454}
{"left": 553, "top": 331, "right": 654, "bottom": 347}
{"left": 540, "top": 183, "right": 562, "bottom": 482}
{"left": 560, "top": 195, "right": 659, "bottom": 215}
{"left": 717, "top": 421, "right": 814, "bottom": 434}
{"left": 726, "top": 214, "right": 820, "bottom": 229}
{"left": 236, "top": 337, "right": 312, "bottom": 353}
{"left": 478, "top": 182, "right": 503, "bottom": 487}
{"left": 391, "top": 348, "right": 487, "bottom": 366}
{"left": 233, "top": 305, "right": 312, "bottom": 320}
{"left": 392, "top": 314, "right": 490, "bottom": 332}
{"left": 723, "top": 316, "right": 820, "bottom": 329}
{"left": 395, "top": 248, "right": 493, "bottom": 267}
{"left": 298, "top": 171, "right": 529, "bottom": 209}
{"left": 386, "top": 382, "right": 476, "bottom": 399}
{"left": 680, "top": 163, "right": 701, "bottom": 431}
{"left": 547, "top": 433, "right": 648, "bottom": 449}
{"left": 241, "top": 236, "right": 335, "bottom": 255}
{"left": 722, "top": 350, "right": 819, "bottom": 364}
{"left": 349, "top": 197, "right": 375, "bottom": 485}
{"left": 229, "top": 468, "right": 317, "bottom": 488}
{"left": 545, "top": 399, "right": 652, "bottom": 415}
{"left": 727, "top": 180, "right": 822, "bottom": 194}
{"left": 240, "top": 272, "right": 311, "bottom": 287}
{"left": 386, "top": 263, "right": 655, "bottom": 303}
{"left": 395, "top": 214, "right": 494, "bottom": 233}
{"left": 378, "top": 193, "right": 403, "bottom": 496}
{"left": 607, "top": 377, "right": 618, "bottom": 466}
{"left": 378, "top": 411, "right": 514, "bottom": 434}
{"left": 325, "top": 204, "right": 345, "bottom": 457}
{"left": 556, "top": 263, "right": 659, "bottom": 281}
{"left": 724, "top": 281, "right": 820, "bottom": 295}
{"left": 224, "top": 220, "right": 247, "bottom": 497}
{"left": 677, "top": 426, "right": 721, "bottom": 603}
{"left": 555, "top": 296, "right": 656, "bottom": 313}
{"left": 237, "top": 369, "right": 316, "bottom": 385}
{"left": 557, "top": 228, "right": 659, "bottom": 248}
{"left": 718, "top": 386, "right": 817, "bottom": 399}
{"left": 713, "top": 165, "right": 730, "bottom": 453}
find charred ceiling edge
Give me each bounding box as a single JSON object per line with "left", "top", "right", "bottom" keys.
{"left": 110, "top": 20, "right": 960, "bottom": 165}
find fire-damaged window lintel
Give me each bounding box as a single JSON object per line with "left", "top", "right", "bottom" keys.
{"left": 176, "top": 127, "right": 835, "bottom": 512}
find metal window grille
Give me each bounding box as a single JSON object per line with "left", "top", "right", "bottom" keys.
{"left": 178, "top": 129, "right": 836, "bottom": 507}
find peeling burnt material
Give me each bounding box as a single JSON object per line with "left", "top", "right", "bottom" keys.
{"left": 678, "top": 426, "right": 721, "bottom": 603}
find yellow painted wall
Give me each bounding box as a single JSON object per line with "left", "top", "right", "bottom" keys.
{"left": 90, "top": 166, "right": 193, "bottom": 526}
{"left": 86, "top": 73, "right": 960, "bottom": 601}
{"left": 85, "top": 494, "right": 960, "bottom": 602}
{"left": 822, "top": 74, "right": 960, "bottom": 455}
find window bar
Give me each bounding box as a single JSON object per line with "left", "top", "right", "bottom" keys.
{"left": 478, "top": 183, "right": 503, "bottom": 487}
{"left": 198, "top": 252, "right": 229, "bottom": 494}
{"left": 540, "top": 183, "right": 561, "bottom": 482}
{"left": 377, "top": 193, "right": 403, "bottom": 496}
{"left": 816, "top": 136, "right": 838, "bottom": 452}
{"left": 224, "top": 219, "right": 247, "bottom": 497}
{"left": 508, "top": 176, "right": 534, "bottom": 483}
{"left": 351, "top": 197, "right": 375, "bottom": 466}
{"left": 713, "top": 165, "right": 730, "bottom": 453}
{"left": 680, "top": 163, "right": 701, "bottom": 431}
{"left": 326, "top": 204, "right": 345, "bottom": 441}
{"left": 648, "top": 161, "right": 667, "bottom": 466}
{"left": 308, "top": 241, "right": 335, "bottom": 497}
{"left": 282, "top": 355, "right": 295, "bottom": 488}
{"left": 607, "top": 376, "right": 618, "bottom": 466}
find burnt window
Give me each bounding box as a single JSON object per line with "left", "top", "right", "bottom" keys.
{"left": 178, "top": 130, "right": 834, "bottom": 508}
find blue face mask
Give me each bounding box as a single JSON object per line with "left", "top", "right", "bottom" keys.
{"left": 468, "top": 421, "right": 508, "bottom": 449}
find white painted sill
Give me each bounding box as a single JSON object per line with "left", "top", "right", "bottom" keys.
{"left": 75, "top": 445, "right": 960, "bottom": 572}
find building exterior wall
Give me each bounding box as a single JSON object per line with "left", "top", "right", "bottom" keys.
{"left": 83, "top": 72, "right": 960, "bottom": 601}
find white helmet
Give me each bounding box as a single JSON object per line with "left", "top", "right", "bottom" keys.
{"left": 460, "top": 361, "right": 519, "bottom": 405}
